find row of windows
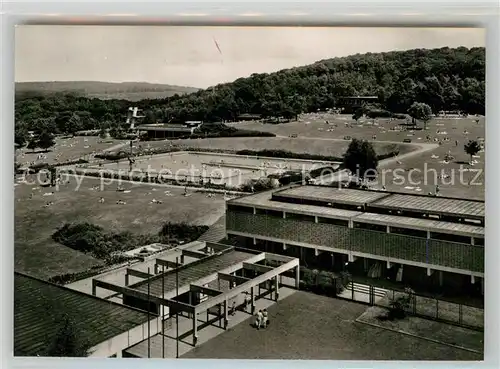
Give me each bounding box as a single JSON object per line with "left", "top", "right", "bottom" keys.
{"left": 227, "top": 205, "right": 484, "bottom": 245}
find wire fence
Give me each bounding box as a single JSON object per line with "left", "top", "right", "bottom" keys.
{"left": 337, "top": 282, "right": 484, "bottom": 331}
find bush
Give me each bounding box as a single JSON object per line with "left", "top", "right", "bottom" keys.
{"left": 366, "top": 109, "right": 393, "bottom": 119}
{"left": 159, "top": 222, "right": 208, "bottom": 243}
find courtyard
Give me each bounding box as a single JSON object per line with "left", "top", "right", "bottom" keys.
{"left": 183, "top": 290, "right": 482, "bottom": 361}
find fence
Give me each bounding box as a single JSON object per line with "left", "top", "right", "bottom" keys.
{"left": 338, "top": 281, "right": 484, "bottom": 331}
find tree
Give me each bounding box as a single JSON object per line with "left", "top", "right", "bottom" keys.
{"left": 464, "top": 140, "right": 481, "bottom": 164}
{"left": 26, "top": 138, "right": 38, "bottom": 152}
{"left": 99, "top": 125, "right": 108, "bottom": 139}
{"left": 15, "top": 126, "right": 29, "bottom": 147}
{"left": 48, "top": 166, "right": 57, "bottom": 187}
{"left": 408, "top": 102, "right": 432, "bottom": 130}
{"left": 343, "top": 139, "right": 378, "bottom": 180}
{"left": 46, "top": 315, "right": 91, "bottom": 357}
{"left": 37, "top": 130, "right": 56, "bottom": 152}
{"left": 352, "top": 108, "right": 364, "bottom": 122}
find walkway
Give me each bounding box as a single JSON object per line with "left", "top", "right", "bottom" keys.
{"left": 124, "top": 286, "right": 297, "bottom": 358}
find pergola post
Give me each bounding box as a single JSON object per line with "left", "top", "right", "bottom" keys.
{"left": 295, "top": 266, "right": 300, "bottom": 289}
{"left": 223, "top": 299, "right": 228, "bottom": 329}
{"left": 274, "top": 275, "right": 279, "bottom": 301}
{"left": 124, "top": 273, "right": 129, "bottom": 287}
{"left": 193, "top": 312, "right": 198, "bottom": 346}
{"left": 250, "top": 286, "right": 255, "bottom": 314}
{"left": 188, "top": 291, "right": 192, "bottom": 318}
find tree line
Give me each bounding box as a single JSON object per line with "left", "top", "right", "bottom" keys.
{"left": 15, "top": 46, "right": 484, "bottom": 143}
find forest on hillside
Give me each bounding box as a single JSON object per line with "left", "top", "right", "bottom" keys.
{"left": 15, "top": 46, "right": 485, "bottom": 138}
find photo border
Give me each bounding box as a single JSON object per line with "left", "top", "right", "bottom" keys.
{"left": 2, "top": 1, "right": 499, "bottom": 369}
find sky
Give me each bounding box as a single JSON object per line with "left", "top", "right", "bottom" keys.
{"left": 15, "top": 26, "right": 485, "bottom": 89}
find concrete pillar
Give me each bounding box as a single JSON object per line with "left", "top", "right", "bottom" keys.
{"left": 386, "top": 226, "right": 390, "bottom": 233}
{"left": 314, "top": 248, "right": 319, "bottom": 257}
{"left": 471, "top": 237, "right": 475, "bottom": 245}
{"left": 314, "top": 216, "right": 318, "bottom": 223}
{"left": 180, "top": 255, "right": 185, "bottom": 264}
{"left": 283, "top": 212, "right": 286, "bottom": 219}
{"left": 193, "top": 313, "right": 198, "bottom": 345}
{"left": 253, "top": 207, "right": 256, "bottom": 215}
{"left": 283, "top": 243, "right": 287, "bottom": 251}
{"left": 438, "top": 271, "right": 443, "bottom": 287}
{"left": 386, "top": 261, "right": 392, "bottom": 269}
{"left": 471, "top": 275, "right": 476, "bottom": 284}
{"left": 427, "top": 268, "right": 433, "bottom": 277}
{"left": 348, "top": 220, "right": 353, "bottom": 228}
{"left": 223, "top": 300, "right": 228, "bottom": 329}
{"left": 295, "top": 266, "right": 300, "bottom": 289}
{"left": 363, "top": 258, "right": 368, "bottom": 272}
{"left": 427, "top": 231, "right": 431, "bottom": 239}
{"left": 331, "top": 253, "right": 335, "bottom": 268}
{"left": 250, "top": 287, "right": 255, "bottom": 314}
{"left": 253, "top": 237, "right": 257, "bottom": 245}
{"left": 274, "top": 275, "right": 280, "bottom": 301}
{"left": 116, "top": 350, "right": 123, "bottom": 358}
{"left": 92, "top": 281, "right": 97, "bottom": 296}
{"left": 154, "top": 264, "right": 159, "bottom": 275}
{"left": 125, "top": 273, "right": 129, "bottom": 286}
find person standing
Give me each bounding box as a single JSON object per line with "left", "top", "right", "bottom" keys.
{"left": 262, "top": 309, "right": 268, "bottom": 329}
{"left": 255, "top": 310, "right": 263, "bottom": 330}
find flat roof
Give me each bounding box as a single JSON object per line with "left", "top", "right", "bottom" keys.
{"left": 229, "top": 191, "right": 363, "bottom": 220}
{"left": 14, "top": 273, "right": 150, "bottom": 357}
{"left": 354, "top": 213, "right": 484, "bottom": 237}
{"left": 274, "top": 186, "right": 391, "bottom": 206}
{"left": 131, "top": 249, "right": 255, "bottom": 297}
{"left": 370, "top": 194, "right": 485, "bottom": 219}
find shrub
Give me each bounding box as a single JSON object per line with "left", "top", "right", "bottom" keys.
{"left": 366, "top": 109, "right": 393, "bottom": 119}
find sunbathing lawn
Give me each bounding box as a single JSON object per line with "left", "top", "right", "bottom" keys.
{"left": 183, "top": 291, "right": 482, "bottom": 360}
{"left": 14, "top": 175, "right": 226, "bottom": 279}
{"left": 17, "top": 136, "right": 126, "bottom": 166}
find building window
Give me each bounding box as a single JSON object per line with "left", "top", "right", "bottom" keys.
{"left": 317, "top": 217, "right": 349, "bottom": 227}
{"left": 390, "top": 226, "right": 427, "bottom": 238}
{"left": 474, "top": 237, "right": 484, "bottom": 246}
{"left": 430, "top": 232, "right": 472, "bottom": 244}
{"left": 227, "top": 204, "right": 254, "bottom": 213}
{"left": 265, "top": 209, "right": 284, "bottom": 218}
{"left": 354, "top": 222, "right": 387, "bottom": 233}
{"left": 285, "top": 212, "right": 316, "bottom": 222}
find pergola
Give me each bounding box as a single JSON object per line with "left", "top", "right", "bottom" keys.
{"left": 92, "top": 246, "right": 299, "bottom": 346}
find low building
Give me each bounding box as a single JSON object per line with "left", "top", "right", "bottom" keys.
{"left": 337, "top": 96, "right": 379, "bottom": 113}
{"left": 15, "top": 242, "right": 299, "bottom": 358}
{"left": 137, "top": 124, "right": 198, "bottom": 140}
{"left": 14, "top": 272, "right": 159, "bottom": 358}
{"left": 225, "top": 185, "right": 484, "bottom": 295}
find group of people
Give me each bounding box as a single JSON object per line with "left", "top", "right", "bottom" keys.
{"left": 254, "top": 309, "right": 269, "bottom": 330}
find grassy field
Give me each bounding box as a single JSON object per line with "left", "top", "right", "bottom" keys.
{"left": 183, "top": 291, "right": 481, "bottom": 360}
{"left": 229, "top": 113, "right": 485, "bottom": 199}
{"left": 356, "top": 305, "right": 483, "bottom": 353}
{"left": 17, "top": 136, "right": 126, "bottom": 166}
{"left": 140, "top": 137, "right": 416, "bottom": 159}
{"left": 14, "top": 176, "right": 226, "bottom": 279}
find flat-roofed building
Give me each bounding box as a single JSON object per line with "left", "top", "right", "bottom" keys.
{"left": 225, "top": 185, "right": 485, "bottom": 295}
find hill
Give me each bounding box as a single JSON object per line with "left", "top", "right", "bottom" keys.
{"left": 139, "top": 46, "right": 484, "bottom": 122}
{"left": 15, "top": 81, "right": 199, "bottom": 101}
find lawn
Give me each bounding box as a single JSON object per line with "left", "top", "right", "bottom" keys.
{"left": 183, "top": 291, "right": 481, "bottom": 360}
{"left": 229, "top": 114, "right": 485, "bottom": 200}
{"left": 139, "top": 137, "right": 416, "bottom": 159}
{"left": 14, "top": 175, "right": 226, "bottom": 279}
{"left": 356, "top": 306, "right": 483, "bottom": 353}
{"left": 16, "top": 136, "right": 126, "bottom": 166}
